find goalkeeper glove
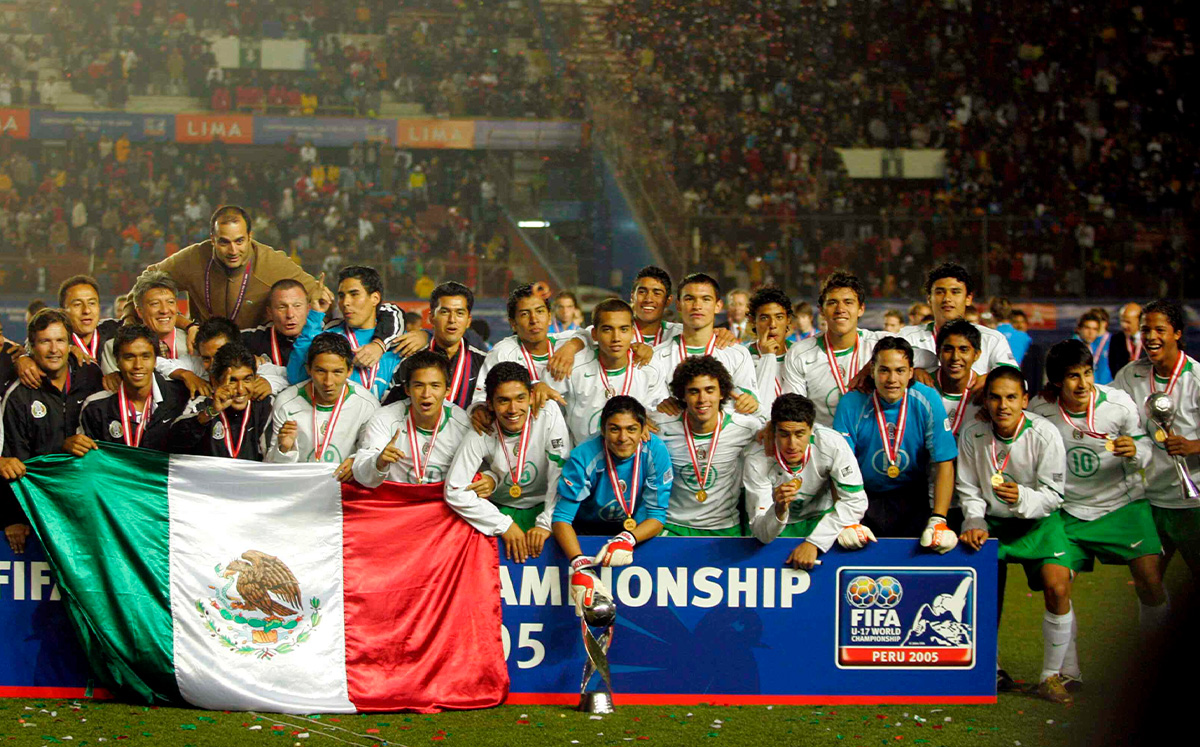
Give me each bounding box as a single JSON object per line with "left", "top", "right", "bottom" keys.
{"left": 569, "top": 554, "right": 608, "bottom": 618}
{"left": 919, "top": 514, "right": 958, "bottom": 554}
{"left": 836, "top": 523, "right": 877, "bottom": 550}
{"left": 595, "top": 531, "right": 636, "bottom": 567}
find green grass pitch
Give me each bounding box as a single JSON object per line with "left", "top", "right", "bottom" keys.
{"left": 1, "top": 562, "right": 1186, "bottom": 746}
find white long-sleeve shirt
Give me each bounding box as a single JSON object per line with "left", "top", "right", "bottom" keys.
{"left": 264, "top": 381, "right": 378, "bottom": 464}
{"left": 956, "top": 413, "right": 1066, "bottom": 532}
{"left": 352, "top": 400, "right": 470, "bottom": 486}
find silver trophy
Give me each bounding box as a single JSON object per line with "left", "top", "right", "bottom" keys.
{"left": 1146, "top": 392, "right": 1200, "bottom": 501}
{"left": 578, "top": 587, "right": 618, "bottom": 714}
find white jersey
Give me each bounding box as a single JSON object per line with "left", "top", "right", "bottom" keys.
{"left": 780, "top": 330, "right": 888, "bottom": 426}
{"left": 101, "top": 329, "right": 189, "bottom": 377}
{"left": 443, "top": 404, "right": 571, "bottom": 535}
{"left": 153, "top": 352, "right": 290, "bottom": 394}
{"left": 742, "top": 424, "right": 866, "bottom": 550}
{"left": 1113, "top": 355, "right": 1200, "bottom": 509}
{"left": 746, "top": 340, "right": 795, "bottom": 415}
{"left": 900, "top": 321, "right": 1015, "bottom": 375}
{"left": 470, "top": 334, "right": 569, "bottom": 406}
{"left": 928, "top": 382, "right": 984, "bottom": 507}
{"left": 562, "top": 349, "right": 656, "bottom": 445}
{"left": 646, "top": 333, "right": 761, "bottom": 409}
{"left": 1029, "top": 386, "right": 1150, "bottom": 520}
{"left": 956, "top": 413, "right": 1065, "bottom": 532}
{"left": 352, "top": 400, "right": 471, "bottom": 487}
{"left": 652, "top": 410, "right": 764, "bottom": 530}
{"left": 264, "top": 381, "right": 379, "bottom": 464}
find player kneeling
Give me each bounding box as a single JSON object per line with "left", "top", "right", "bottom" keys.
{"left": 957, "top": 367, "right": 1074, "bottom": 704}
{"left": 552, "top": 396, "right": 672, "bottom": 615}
{"left": 745, "top": 394, "right": 869, "bottom": 569}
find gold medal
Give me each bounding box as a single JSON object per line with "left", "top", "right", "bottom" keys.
{"left": 605, "top": 387, "right": 615, "bottom": 399}
{"left": 788, "top": 477, "right": 802, "bottom": 491}
{"left": 623, "top": 517, "right": 638, "bottom": 532}
{"left": 1155, "top": 430, "right": 1167, "bottom": 443}
{"left": 509, "top": 484, "right": 522, "bottom": 498}
{"left": 990, "top": 472, "right": 1004, "bottom": 487}
{"left": 886, "top": 465, "right": 900, "bottom": 479}
{"left": 696, "top": 489, "right": 708, "bottom": 502}
{"left": 1104, "top": 438, "right": 1115, "bottom": 452}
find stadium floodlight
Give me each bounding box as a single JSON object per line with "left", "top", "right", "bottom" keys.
{"left": 518, "top": 220, "right": 550, "bottom": 229}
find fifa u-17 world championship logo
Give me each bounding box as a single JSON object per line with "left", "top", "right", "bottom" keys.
{"left": 836, "top": 568, "right": 975, "bottom": 668}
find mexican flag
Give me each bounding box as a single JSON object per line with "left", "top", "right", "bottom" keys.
{"left": 13, "top": 445, "right": 507, "bottom": 713}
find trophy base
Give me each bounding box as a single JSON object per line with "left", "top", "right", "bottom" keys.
{"left": 577, "top": 691, "right": 615, "bottom": 714}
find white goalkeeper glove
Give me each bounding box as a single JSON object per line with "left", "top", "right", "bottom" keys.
{"left": 568, "top": 554, "right": 608, "bottom": 618}
{"left": 836, "top": 523, "right": 877, "bottom": 550}
{"left": 920, "top": 514, "right": 958, "bottom": 554}
{"left": 595, "top": 531, "right": 636, "bottom": 567}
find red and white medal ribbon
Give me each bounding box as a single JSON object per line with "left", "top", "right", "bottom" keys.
{"left": 407, "top": 404, "right": 444, "bottom": 484}
{"left": 205, "top": 256, "right": 252, "bottom": 321}
{"left": 1127, "top": 335, "right": 1142, "bottom": 362}
{"left": 598, "top": 349, "right": 635, "bottom": 398}
{"left": 639, "top": 321, "right": 664, "bottom": 347}
{"left": 161, "top": 331, "right": 178, "bottom": 360}
{"left": 219, "top": 408, "right": 251, "bottom": 458}
{"left": 343, "top": 325, "right": 379, "bottom": 391}
{"left": 1152, "top": 351, "right": 1186, "bottom": 396}
{"left": 678, "top": 334, "right": 717, "bottom": 364}
{"left": 268, "top": 326, "right": 283, "bottom": 366}
{"left": 824, "top": 333, "right": 859, "bottom": 395}
{"left": 72, "top": 331, "right": 98, "bottom": 359}
{"left": 312, "top": 383, "right": 347, "bottom": 461}
{"left": 604, "top": 440, "right": 642, "bottom": 521}
{"left": 498, "top": 414, "right": 533, "bottom": 490}
{"left": 118, "top": 386, "right": 152, "bottom": 448}
{"left": 872, "top": 391, "right": 908, "bottom": 474}
{"left": 432, "top": 338, "right": 470, "bottom": 405}
{"left": 683, "top": 412, "right": 723, "bottom": 494}
{"left": 946, "top": 372, "right": 976, "bottom": 435}
{"left": 774, "top": 441, "right": 808, "bottom": 479}
{"left": 1057, "top": 389, "right": 1106, "bottom": 440}
{"left": 518, "top": 339, "right": 554, "bottom": 383}
{"left": 989, "top": 414, "right": 1026, "bottom": 477}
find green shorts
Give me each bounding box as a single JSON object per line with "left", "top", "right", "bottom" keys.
{"left": 661, "top": 523, "right": 745, "bottom": 537}
{"left": 1063, "top": 500, "right": 1162, "bottom": 572}
{"left": 1152, "top": 504, "right": 1200, "bottom": 568}
{"left": 986, "top": 513, "right": 1072, "bottom": 591}
{"left": 499, "top": 503, "right": 544, "bottom": 533}
{"left": 778, "top": 508, "right": 834, "bottom": 539}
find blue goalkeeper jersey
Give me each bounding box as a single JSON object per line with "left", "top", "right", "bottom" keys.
{"left": 553, "top": 433, "right": 672, "bottom": 528}
{"left": 287, "top": 309, "right": 401, "bottom": 401}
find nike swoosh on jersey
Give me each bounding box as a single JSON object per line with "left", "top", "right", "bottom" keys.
{"left": 583, "top": 373, "right": 596, "bottom": 378}
{"left": 1133, "top": 373, "right": 1145, "bottom": 378}
{"left": 1130, "top": 540, "right": 1144, "bottom": 548}
{"left": 1053, "top": 551, "right": 1066, "bottom": 557}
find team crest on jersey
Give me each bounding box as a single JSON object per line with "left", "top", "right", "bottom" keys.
{"left": 212, "top": 420, "right": 226, "bottom": 440}
{"left": 618, "top": 479, "right": 627, "bottom": 493}
{"left": 109, "top": 420, "right": 123, "bottom": 438}
{"left": 30, "top": 401, "right": 47, "bottom": 419}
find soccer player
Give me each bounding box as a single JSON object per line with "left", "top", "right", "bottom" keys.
{"left": 1031, "top": 339, "right": 1166, "bottom": 691}
{"left": 781, "top": 271, "right": 893, "bottom": 427}
{"left": 554, "top": 396, "right": 670, "bottom": 559}
{"left": 957, "top": 367, "right": 1073, "bottom": 704}
{"left": 267, "top": 332, "right": 379, "bottom": 481}
{"left": 1074, "top": 311, "right": 1113, "bottom": 385}
{"left": 383, "top": 281, "right": 486, "bottom": 410}
{"left": 241, "top": 278, "right": 309, "bottom": 367}
{"left": 1113, "top": 299, "right": 1200, "bottom": 575}
{"left": 550, "top": 291, "right": 580, "bottom": 334}
{"left": 470, "top": 284, "right": 570, "bottom": 411}
{"left": 167, "top": 344, "right": 273, "bottom": 460}
{"left": 444, "top": 362, "right": 570, "bottom": 562}
{"left": 743, "top": 394, "right": 868, "bottom": 569}
{"left": 932, "top": 320, "right": 985, "bottom": 529}
{"left": 353, "top": 350, "right": 473, "bottom": 487}
{"left": 14, "top": 275, "right": 119, "bottom": 389}
{"left": 787, "top": 300, "right": 816, "bottom": 344}
{"left": 75, "top": 324, "right": 192, "bottom": 452}
{"left": 1, "top": 309, "right": 103, "bottom": 553}
{"left": 882, "top": 310, "right": 904, "bottom": 333}
{"left": 900, "top": 262, "right": 1016, "bottom": 375}
{"left": 832, "top": 337, "right": 958, "bottom": 552}
{"left": 652, "top": 356, "right": 764, "bottom": 536}
{"left": 745, "top": 287, "right": 794, "bottom": 414}
{"left": 162, "top": 317, "right": 288, "bottom": 395}
{"left": 647, "top": 273, "right": 760, "bottom": 415}
{"left": 287, "top": 266, "right": 401, "bottom": 402}
{"left": 101, "top": 271, "right": 191, "bottom": 376}
{"left": 561, "top": 299, "right": 655, "bottom": 445}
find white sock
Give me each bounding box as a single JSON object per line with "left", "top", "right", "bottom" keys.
{"left": 1041, "top": 606, "right": 1074, "bottom": 681}
{"left": 1138, "top": 597, "right": 1170, "bottom": 631}
{"left": 1060, "top": 606, "right": 1080, "bottom": 679}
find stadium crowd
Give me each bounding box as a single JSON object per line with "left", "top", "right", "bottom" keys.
{"left": 0, "top": 203, "right": 1195, "bottom": 706}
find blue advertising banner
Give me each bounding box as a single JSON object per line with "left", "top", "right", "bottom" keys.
{"left": 252, "top": 116, "right": 393, "bottom": 146}
{"left": 0, "top": 535, "right": 996, "bottom": 703}
{"left": 30, "top": 111, "right": 173, "bottom": 142}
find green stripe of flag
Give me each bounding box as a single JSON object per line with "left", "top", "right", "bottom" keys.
{"left": 14, "top": 444, "right": 180, "bottom": 703}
